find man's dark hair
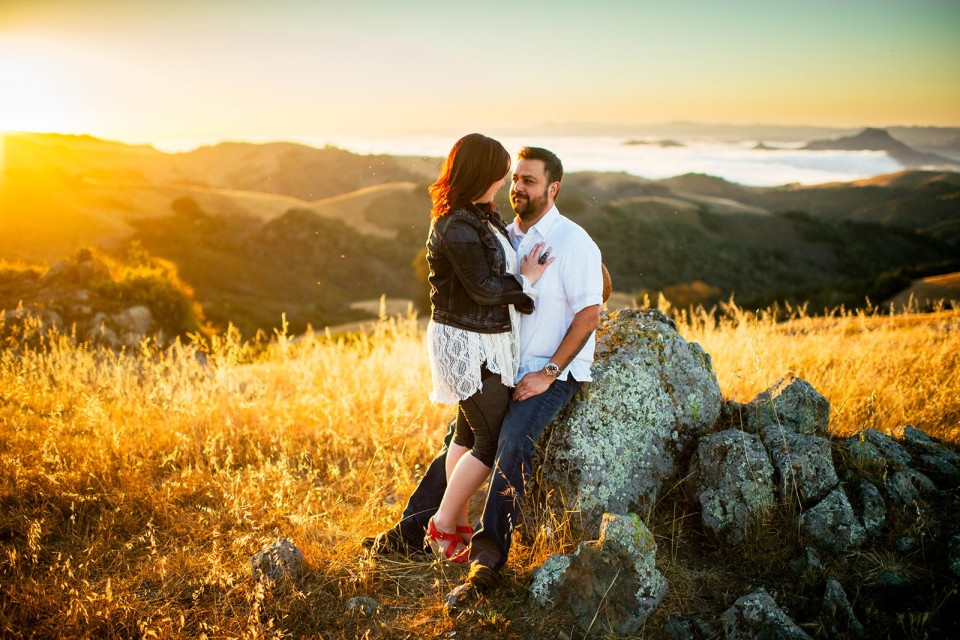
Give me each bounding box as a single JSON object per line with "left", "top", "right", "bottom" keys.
{"left": 518, "top": 146, "right": 563, "bottom": 185}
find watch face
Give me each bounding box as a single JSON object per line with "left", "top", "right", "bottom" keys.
{"left": 545, "top": 363, "right": 560, "bottom": 377}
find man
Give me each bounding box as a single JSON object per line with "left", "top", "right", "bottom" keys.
{"left": 364, "top": 146, "right": 603, "bottom": 605}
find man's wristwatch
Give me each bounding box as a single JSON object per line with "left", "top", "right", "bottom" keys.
{"left": 542, "top": 362, "right": 561, "bottom": 378}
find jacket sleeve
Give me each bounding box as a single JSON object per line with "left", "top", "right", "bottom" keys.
{"left": 442, "top": 217, "right": 535, "bottom": 311}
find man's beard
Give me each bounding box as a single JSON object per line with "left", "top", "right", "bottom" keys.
{"left": 510, "top": 190, "right": 549, "bottom": 221}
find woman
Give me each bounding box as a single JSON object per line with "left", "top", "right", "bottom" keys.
{"left": 424, "top": 133, "right": 552, "bottom": 562}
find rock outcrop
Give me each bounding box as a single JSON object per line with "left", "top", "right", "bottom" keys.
{"left": 250, "top": 539, "right": 305, "bottom": 582}
{"left": 721, "top": 588, "right": 812, "bottom": 640}
{"left": 688, "top": 429, "right": 775, "bottom": 544}
{"left": 537, "top": 309, "right": 721, "bottom": 527}
{"left": 760, "top": 425, "right": 838, "bottom": 506}
{"left": 799, "top": 488, "right": 866, "bottom": 553}
{"left": 739, "top": 376, "right": 830, "bottom": 436}
{"left": 530, "top": 513, "right": 667, "bottom": 636}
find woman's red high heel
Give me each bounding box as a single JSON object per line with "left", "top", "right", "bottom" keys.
{"left": 456, "top": 525, "right": 474, "bottom": 544}
{"left": 426, "top": 518, "right": 468, "bottom": 563}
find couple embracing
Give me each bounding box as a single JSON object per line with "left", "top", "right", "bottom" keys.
{"left": 364, "top": 134, "right": 603, "bottom": 609}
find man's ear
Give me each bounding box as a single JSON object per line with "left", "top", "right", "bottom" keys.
{"left": 550, "top": 182, "right": 560, "bottom": 199}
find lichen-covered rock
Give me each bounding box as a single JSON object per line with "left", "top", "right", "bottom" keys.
{"left": 538, "top": 309, "right": 721, "bottom": 527}
{"left": 895, "top": 536, "right": 919, "bottom": 553}
{"left": 900, "top": 426, "right": 960, "bottom": 486}
{"left": 800, "top": 488, "right": 866, "bottom": 553}
{"left": 821, "top": 578, "right": 865, "bottom": 637}
{"left": 948, "top": 534, "right": 960, "bottom": 578}
{"left": 760, "top": 426, "right": 838, "bottom": 506}
{"left": 917, "top": 453, "right": 960, "bottom": 486}
{"left": 874, "top": 571, "right": 911, "bottom": 590}
{"left": 742, "top": 376, "right": 829, "bottom": 436}
{"left": 901, "top": 425, "right": 941, "bottom": 450}
{"left": 345, "top": 596, "right": 380, "bottom": 615}
{"left": 529, "top": 513, "right": 667, "bottom": 636}
{"left": 528, "top": 554, "right": 572, "bottom": 607}
{"left": 886, "top": 468, "right": 936, "bottom": 507}
{"left": 857, "top": 481, "right": 886, "bottom": 537}
{"left": 250, "top": 538, "right": 305, "bottom": 582}
{"left": 846, "top": 428, "right": 912, "bottom": 470}
{"left": 689, "top": 429, "right": 775, "bottom": 544}
{"left": 721, "top": 588, "right": 812, "bottom": 640}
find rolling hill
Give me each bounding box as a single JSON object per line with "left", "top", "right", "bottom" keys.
{"left": 2, "top": 132, "right": 958, "bottom": 334}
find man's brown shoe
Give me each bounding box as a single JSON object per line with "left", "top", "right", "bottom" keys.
{"left": 443, "top": 564, "right": 499, "bottom": 613}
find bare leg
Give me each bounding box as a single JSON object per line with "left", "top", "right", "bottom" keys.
{"left": 446, "top": 442, "right": 469, "bottom": 484}
{"left": 434, "top": 452, "right": 491, "bottom": 547}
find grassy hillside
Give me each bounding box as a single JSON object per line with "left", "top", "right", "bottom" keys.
{"left": 1, "top": 304, "right": 956, "bottom": 637}
{"left": 3, "top": 132, "right": 959, "bottom": 334}
{"left": 127, "top": 199, "right": 422, "bottom": 334}
{"left": 885, "top": 271, "right": 960, "bottom": 310}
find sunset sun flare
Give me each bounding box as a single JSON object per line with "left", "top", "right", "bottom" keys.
{"left": 0, "top": 40, "right": 81, "bottom": 134}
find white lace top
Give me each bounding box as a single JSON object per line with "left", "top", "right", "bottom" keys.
{"left": 428, "top": 223, "right": 536, "bottom": 404}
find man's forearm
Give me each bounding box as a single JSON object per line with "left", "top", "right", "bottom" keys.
{"left": 511, "top": 304, "right": 601, "bottom": 402}
{"left": 548, "top": 304, "right": 601, "bottom": 370}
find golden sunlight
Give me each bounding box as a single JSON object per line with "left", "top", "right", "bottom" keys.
{"left": 0, "top": 40, "right": 79, "bottom": 134}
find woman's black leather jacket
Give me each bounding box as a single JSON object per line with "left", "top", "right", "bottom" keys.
{"left": 427, "top": 204, "right": 534, "bottom": 333}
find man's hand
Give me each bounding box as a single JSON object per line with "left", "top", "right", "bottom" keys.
{"left": 512, "top": 371, "right": 553, "bottom": 402}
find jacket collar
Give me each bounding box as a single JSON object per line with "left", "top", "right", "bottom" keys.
{"left": 466, "top": 202, "right": 510, "bottom": 238}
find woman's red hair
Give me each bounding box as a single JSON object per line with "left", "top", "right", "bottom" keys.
{"left": 429, "top": 133, "right": 510, "bottom": 220}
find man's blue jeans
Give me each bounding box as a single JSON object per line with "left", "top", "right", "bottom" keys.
{"left": 396, "top": 377, "right": 581, "bottom": 569}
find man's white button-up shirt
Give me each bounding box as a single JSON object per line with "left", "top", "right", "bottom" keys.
{"left": 507, "top": 205, "right": 603, "bottom": 383}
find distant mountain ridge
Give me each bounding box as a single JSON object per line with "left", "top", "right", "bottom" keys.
{"left": 2, "top": 132, "right": 958, "bottom": 333}
{"left": 802, "top": 128, "right": 959, "bottom": 169}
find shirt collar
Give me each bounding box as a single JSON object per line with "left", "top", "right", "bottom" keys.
{"left": 507, "top": 204, "right": 560, "bottom": 241}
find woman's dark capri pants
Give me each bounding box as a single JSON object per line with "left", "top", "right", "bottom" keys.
{"left": 453, "top": 365, "right": 509, "bottom": 467}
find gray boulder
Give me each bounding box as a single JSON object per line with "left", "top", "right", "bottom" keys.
{"left": 886, "top": 468, "right": 936, "bottom": 507}
{"left": 857, "top": 481, "right": 886, "bottom": 537}
{"left": 742, "top": 376, "right": 829, "bottom": 436}
{"left": 846, "top": 428, "right": 911, "bottom": 470}
{"left": 760, "top": 426, "right": 838, "bottom": 506}
{"left": 250, "top": 538, "right": 305, "bottom": 582}
{"left": 800, "top": 488, "right": 866, "bottom": 553}
{"left": 895, "top": 536, "right": 919, "bottom": 553}
{"left": 721, "top": 588, "right": 812, "bottom": 640}
{"left": 901, "top": 425, "right": 941, "bottom": 449}
{"left": 917, "top": 453, "right": 960, "bottom": 485}
{"left": 87, "top": 316, "right": 119, "bottom": 348}
{"left": 538, "top": 309, "right": 721, "bottom": 527}
{"left": 949, "top": 534, "right": 960, "bottom": 578}
{"left": 112, "top": 305, "right": 154, "bottom": 335}
{"left": 821, "top": 577, "right": 865, "bottom": 637}
{"left": 529, "top": 513, "right": 667, "bottom": 637}
{"left": 901, "top": 425, "right": 960, "bottom": 485}
{"left": 689, "top": 429, "right": 775, "bottom": 544}
{"left": 345, "top": 596, "right": 380, "bottom": 615}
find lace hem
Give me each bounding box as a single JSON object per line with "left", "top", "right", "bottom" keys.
{"left": 428, "top": 321, "right": 517, "bottom": 404}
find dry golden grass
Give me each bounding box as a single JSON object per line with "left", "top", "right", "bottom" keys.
{"left": 675, "top": 298, "right": 960, "bottom": 442}
{"left": 1, "top": 300, "right": 958, "bottom": 637}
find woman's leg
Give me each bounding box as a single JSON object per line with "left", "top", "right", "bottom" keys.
{"left": 430, "top": 405, "right": 475, "bottom": 555}
{"left": 431, "top": 369, "right": 509, "bottom": 544}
